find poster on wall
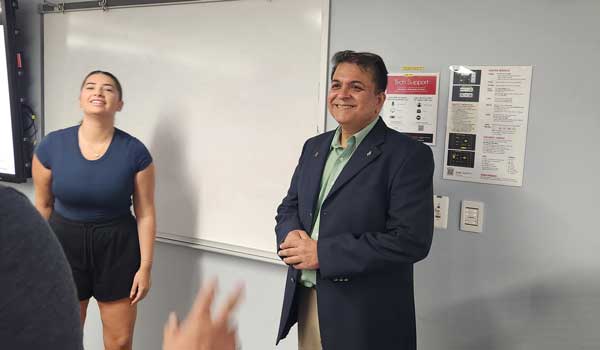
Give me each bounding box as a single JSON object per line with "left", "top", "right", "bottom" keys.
{"left": 382, "top": 73, "right": 439, "bottom": 145}
{"left": 443, "top": 65, "right": 533, "bottom": 187}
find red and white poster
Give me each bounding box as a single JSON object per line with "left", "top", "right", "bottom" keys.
{"left": 381, "top": 73, "right": 440, "bottom": 145}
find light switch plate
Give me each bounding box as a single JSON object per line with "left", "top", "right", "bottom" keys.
{"left": 460, "top": 200, "right": 484, "bottom": 233}
{"left": 433, "top": 195, "right": 449, "bottom": 229}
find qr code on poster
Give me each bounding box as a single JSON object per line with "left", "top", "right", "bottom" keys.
{"left": 447, "top": 167, "right": 454, "bottom": 176}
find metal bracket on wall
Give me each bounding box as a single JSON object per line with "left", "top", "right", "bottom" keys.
{"left": 41, "top": 1, "right": 66, "bottom": 13}
{"left": 40, "top": 0, "right": 241, "bottom": 14}
{"left": 98, "top": 0, "right": 108, "bottom": 11}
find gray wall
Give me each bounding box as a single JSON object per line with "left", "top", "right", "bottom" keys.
{"left": 330, "top": 1, "right": 600, "bottom": 349}
{"left": 10, "top": 0, "right": 600, "bottom": 349}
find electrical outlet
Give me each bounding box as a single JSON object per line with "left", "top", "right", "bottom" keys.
{"left": 433, "top": 195, "right": 449, "bottom": 229}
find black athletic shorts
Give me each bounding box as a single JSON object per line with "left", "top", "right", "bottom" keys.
{"left": 48, "top": 212, "right": 141, "bottom": 302}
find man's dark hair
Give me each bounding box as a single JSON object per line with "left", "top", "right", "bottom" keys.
{"left": 80, "top": 70, "right": 123, "bottom": 101}
{"left": 330, "top": 50, "right": 388, "bottom": 94}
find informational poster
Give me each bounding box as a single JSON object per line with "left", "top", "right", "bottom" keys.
{"left": 443, "top": 65, "right": 533, "bottom": 186}
{"left": 382, "top": 73, "right": 439, "bottom": 145}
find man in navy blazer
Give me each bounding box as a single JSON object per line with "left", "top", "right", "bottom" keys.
{"left": 276, "top": 51, "right": 434, "bottom": 350}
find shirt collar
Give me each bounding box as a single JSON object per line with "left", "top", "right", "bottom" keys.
{"left": 331, "top": 116, "right": 379, "bottom": 150}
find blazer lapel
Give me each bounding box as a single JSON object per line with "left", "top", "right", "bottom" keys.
{"left": 324, "top": 119, "right": 387, "bottom": 202}
{"left": 305, "top": 132, "right": 335, "bottom": 214}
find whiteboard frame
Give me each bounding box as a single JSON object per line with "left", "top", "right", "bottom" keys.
{"left": 157, "top": 232, "right": 285, "bottom": 264}
{"left": 40, "top": 0, "right": 244, "bottom": 14}
{"left": 41, "top": 0, "right": 330, "bottom": 264}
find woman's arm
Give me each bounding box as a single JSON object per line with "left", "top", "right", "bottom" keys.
{"left": 31, "top": 155, "right": 54, "bottom": 220}
{"left": 130, "top": 163, "right": 156, "bottom": 305}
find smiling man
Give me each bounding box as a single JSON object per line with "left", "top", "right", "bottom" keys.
{"left": 275, "top": 51, "right": 435, "bottom": 350}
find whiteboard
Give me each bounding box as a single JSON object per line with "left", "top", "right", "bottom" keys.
{"left": 43, "top": 0, "right": 329, "bottom": 262}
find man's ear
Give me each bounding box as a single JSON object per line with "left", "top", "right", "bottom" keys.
{"left": 378, "top": 91, "right": 386, "bottom": 105}
{"left": 375, "top": 91, "right": 386, "bottom": 113}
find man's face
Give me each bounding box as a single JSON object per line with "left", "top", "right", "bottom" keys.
{"left": 327, "top": 62, "right": 385, "bottom": 132}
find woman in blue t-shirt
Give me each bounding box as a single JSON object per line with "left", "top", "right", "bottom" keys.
{"left": 32, "top": 70, "right": 156, "bottom": 350}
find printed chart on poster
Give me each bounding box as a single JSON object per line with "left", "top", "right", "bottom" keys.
{"left": 443, "top": 65, "right": 533, "bottom": 186}
{"left": 382, "top": 73, "right": 439, "bottom": 145}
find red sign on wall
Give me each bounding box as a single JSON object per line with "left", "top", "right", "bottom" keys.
{"left": 386, "top": 75, "right": 437, "bottom": 95}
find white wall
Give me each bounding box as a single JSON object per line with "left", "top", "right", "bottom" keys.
{"left": 11, "top": 0, "right": 600, "bottom": 349}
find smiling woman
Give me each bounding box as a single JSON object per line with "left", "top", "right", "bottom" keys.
{"left": 31, "top": 71, "right": 157, "bottom": 350}
{"left": 78, "top": 72, "right": 123, "bottom": 159}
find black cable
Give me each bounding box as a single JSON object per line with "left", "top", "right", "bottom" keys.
{"left": 20, "top": 103, "right": 38, "bottom": 145}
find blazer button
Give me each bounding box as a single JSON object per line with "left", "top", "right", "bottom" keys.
{"left": 291, "top": 277, "right": 296, "bottom": 283}
{"left": 322, "top": 211, "right": 328, "bottom": 216}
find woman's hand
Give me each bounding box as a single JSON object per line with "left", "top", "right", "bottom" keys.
{"left": 130, "top": 265, "right": 152, "bottom": 305}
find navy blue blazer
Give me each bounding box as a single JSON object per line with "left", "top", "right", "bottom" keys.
{"left": 275, "top": 118, "right": 434, "bottom": 350}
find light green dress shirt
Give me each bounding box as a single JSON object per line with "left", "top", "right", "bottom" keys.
{"left": 300, "top": 117, "right": 379, "bottom": 287}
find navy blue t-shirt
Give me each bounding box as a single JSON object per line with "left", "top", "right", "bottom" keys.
{"left": 35, "top": 126, "right": 152, "bottom": 222}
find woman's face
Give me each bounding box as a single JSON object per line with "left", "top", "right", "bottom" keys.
{"left": 79, "top": 73, "right": 123, "bottom": 117}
